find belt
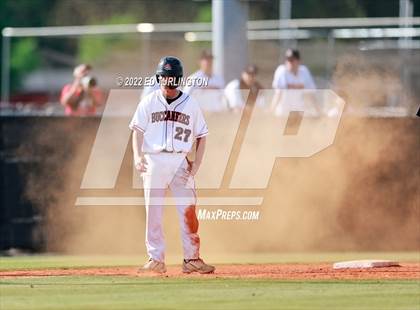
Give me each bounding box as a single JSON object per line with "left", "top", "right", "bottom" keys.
{"left": 161, "top": 149, "right": 184, "bottom": 154}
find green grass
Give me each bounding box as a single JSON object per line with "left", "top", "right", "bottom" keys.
{"left": 1, "top": 253, "right": 419, "bottom": 310}
{"left": 1, "top": 277, "right": 419, "bottom": 310}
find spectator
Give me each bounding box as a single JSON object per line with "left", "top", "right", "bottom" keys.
{"left": 272, "top": 48, "right": 316, "bottom": 90}
{"left": 60, "top": 64, "right": 103, "bottom": 116}
{"left": 183, "top": 50, "right": 225, "bottom": 112}
{"left": 271, "top": 49, "right": 319, "bottom": 116}
{"left": 224, "top": 65, "right": 263, "bottom": 112}
{"left": 183, "top": 50, "right": 225, "bottom": 94}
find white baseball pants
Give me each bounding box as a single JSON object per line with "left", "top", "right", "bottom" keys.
{"left": 142, "top": 153, "right": 200, "bottom": 262}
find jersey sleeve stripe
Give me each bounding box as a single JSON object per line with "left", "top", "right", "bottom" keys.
{"left": 196, "top": 131, "right": 209, "bottom": 138}
{"left": 129, "top": 124, "right": 145, "bottom": 133}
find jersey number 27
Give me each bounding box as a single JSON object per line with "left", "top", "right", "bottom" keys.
{"left": 174, "top": 127, "right": 191, "bottom": 142}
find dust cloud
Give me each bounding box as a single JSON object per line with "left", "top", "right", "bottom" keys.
{"left": 21, "top": 119, "right": 145, "bottom": 255}
{"left": 22, "top": 54, "right": 419, "bottom": 257}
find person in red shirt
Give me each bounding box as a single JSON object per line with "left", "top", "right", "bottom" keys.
{"left": 60, "top": 64, "right": 103, "bottom": 116}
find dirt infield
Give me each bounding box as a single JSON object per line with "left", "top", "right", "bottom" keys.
{"left": 1, "top": 263, "right": 419, "bottom": 280}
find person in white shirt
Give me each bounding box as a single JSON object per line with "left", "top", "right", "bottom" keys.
{"left": 183, "top": 50, "right": 225, "bottom": 112}
{"left": 272, "top": 48, "right": 316, "bottom": 90}
{"left": 224, "top": 64, "right": 263, "bottom": 112}
{"left": 271, "top": 49, "right": 319, "bottom": 117}
{"left": 184, "top": 50, "right": 225, "bottom": 93}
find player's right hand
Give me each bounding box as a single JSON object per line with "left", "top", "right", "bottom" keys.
{"left": 135, "top": 156, "right": 148, "bottom": 172}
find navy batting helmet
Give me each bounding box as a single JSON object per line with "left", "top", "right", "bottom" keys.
{"left": 156, "top": 56, "right": 183, "bottom": 88}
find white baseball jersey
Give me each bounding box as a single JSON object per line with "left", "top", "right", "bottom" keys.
{"left": 129, "top": 89, "right": 208, "bottom": 153}
{"left": 272, "top": 64, "right": 316, "bottom": 89}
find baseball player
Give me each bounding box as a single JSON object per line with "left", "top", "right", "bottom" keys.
{"left": 129, "top": 56, "right": 215, "bottom": 274}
